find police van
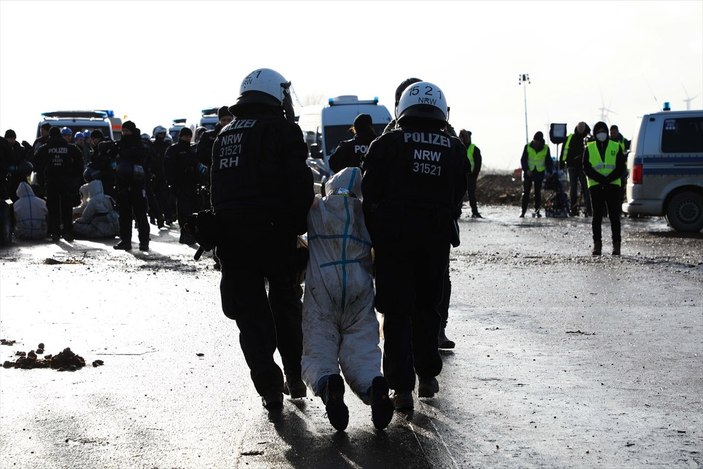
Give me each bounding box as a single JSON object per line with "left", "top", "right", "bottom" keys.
{"left": 623, "top": 109, "right": 703, "bottom": 232}
{"left": 37, "top": 110, "right": 115, "bottom": 140}
{"left": 199, "top": 107, "right": 219, "bottom": 131}
{"left": 298, "top": 95, "right": 392, "bottom": 193}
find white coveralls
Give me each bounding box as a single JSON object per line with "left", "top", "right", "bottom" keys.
{"left": 301, "top": 167, "right": 381, "bottom": 402}
{"left": 13, "top": 181, "right": 47, "bottom": 240}
{"left": 72, "top": 180, "right": 119, "bottom": 239}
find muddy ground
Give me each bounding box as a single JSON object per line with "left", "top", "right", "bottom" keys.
{"left": 0, "top": 203, "right": 701, "bottom": 468}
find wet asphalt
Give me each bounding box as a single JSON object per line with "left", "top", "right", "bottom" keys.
{"left": 0, "top": 205, "right": 701, "bottom": 468}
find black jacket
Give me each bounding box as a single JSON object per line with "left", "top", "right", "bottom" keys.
{"left": 560, "top": 131, "right": 589, "bottom": 168}
{"left": 34, "top": 135, "right": 83, "bottom": 190}
{"left": 115, "top": 135, "right": 149, "bottom": 189}
{"left": 211, "top": 104, "right": 314, "bottom": 235}
{"left": 328, "top": 128, "right": 377, "bottom": 174}
{"left": 361, "top": 119, "right": 469, "bottom": 247}
{"left": 196, "top": 125, "right": 221, "bottom": 168}
{"left": 165, "top": 140, "right": 199, "bottom": 193}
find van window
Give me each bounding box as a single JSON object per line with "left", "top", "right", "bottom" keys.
{"left": 661, "top": 117, "right": 703, "bottom": 153}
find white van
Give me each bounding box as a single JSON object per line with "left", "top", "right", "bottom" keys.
{"left": 299, "top": 95, "right": 392, "bottom": 165}
{"left": 623, "top": 109, "right": 703, "bottom": 232}
{"left": 199, "top": 107, "right": 219, "bottom": 131}
{"left": 37, "top": 110, "right": 114, "bottom": 141}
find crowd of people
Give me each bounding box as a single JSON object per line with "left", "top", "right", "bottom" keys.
{"left": 0, "top": 67, "right": 629, "bottom": 433}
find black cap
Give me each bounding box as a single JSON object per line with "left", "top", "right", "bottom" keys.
{"left": 41, "top": 122, "right": 52, "bottom": 131}
{"left": 90, "top": 129, "right": 104, "bottom": 139}
{"left": 49, "top": 127, "right": 61, "bottom": 138}
{"left": 4, "top": 129, "right": 16, "bottom": 139}
{"left": 353, "top": 113, "right": 372, "bottom": 129}
{"left": 122, "top": 120, "right": 137, "bottom": 134}
{"left": 218, "top": 105, "right": 233, "bottom": 119}
{"left": 533, "top": 131, "right": 544, "bottom": 142}
{"left": 179, "top": 127, "right": 193, "bottom": 138}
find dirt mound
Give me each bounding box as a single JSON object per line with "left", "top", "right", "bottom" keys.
{"left": 2, "top": 345, "right": 103, "bottom": 371}
{"left": 475, "top": 172, "right": 522, "bottom": 205}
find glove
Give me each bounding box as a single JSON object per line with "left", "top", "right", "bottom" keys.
{"left": 185, "top": 210, "right": 219, "bottom": 260}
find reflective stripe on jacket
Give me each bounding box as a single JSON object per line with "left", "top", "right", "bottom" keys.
{"left": 586, "top": 140, "right": 622, "bottom": 188}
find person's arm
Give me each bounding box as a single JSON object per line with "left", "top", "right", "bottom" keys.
{"left": 473, "top": 146, "right": 482, "bottom": 177}
{"left": 520, "top": 145, "right": 529, "bottom": 173}
{"left": 605, "top": 146, "right": 626, "bottom": 183}
{"left": 582, "top": 144, "right": 608, "bottom": 184}
{"left": 545, "top": 148, "right": 553, "bottom": 173}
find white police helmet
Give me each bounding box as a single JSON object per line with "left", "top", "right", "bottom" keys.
{"left": 396, "top": 81, "right": 448, "bottom": 124}
{"left": 230, "top": 68, "right": 290, "bottom": 111}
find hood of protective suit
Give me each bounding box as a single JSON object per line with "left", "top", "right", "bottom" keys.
{"left": 324, "top": 166, "right": 362, "bottom": 201}
{"left": 16, "top": 181, "right": 36, "bottom": 199}
{"left": 87, "top": 179, "right": 105, "bottom": 198}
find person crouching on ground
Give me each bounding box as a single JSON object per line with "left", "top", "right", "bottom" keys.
{"left": 301, "top": 167, "right": 394, "bottom": 432}
{"left": 73, "top": 179, "right": 119, "bottom": 239}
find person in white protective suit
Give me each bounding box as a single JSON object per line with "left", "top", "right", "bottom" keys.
{"left": 301, "top": 166, "right": 394, "bottom": 432}
{"left": 13, "top": 181, "right": 47, "bottom": 239}
{"left": 72, "top": 179, "right": 119, "bottom": 239}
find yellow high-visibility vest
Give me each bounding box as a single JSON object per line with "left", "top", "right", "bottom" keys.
{"left": 466, "top": 144, "right": 475, "bottom": 172}
{"left": 586, "top": 140, "right": 621, "bottom": 188}
{"left": 526, "top": 145, "right": 548, "bottom": 172}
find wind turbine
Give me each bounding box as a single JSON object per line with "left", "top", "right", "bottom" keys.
{"left": 682, "top": 84, "right": 698, "bottom": 110}
{"left": 598, "top": 92, "right": 616, "bottom": 123}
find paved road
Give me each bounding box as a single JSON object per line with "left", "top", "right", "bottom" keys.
{"left": 1, "top": 206, "right": 701, "bottom": 468}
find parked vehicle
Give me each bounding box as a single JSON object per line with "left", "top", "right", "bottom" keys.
{"left": 623, "top": 109, "right": 703, "bottom": 232}
{"left": 37, "top": 110, "right": 115, "bottom": 141}
{"left": 298, "top": 95, "right": 391, "bottom": 194}
{"left": 199, "top": 108, "right": 219, "bottom": 131}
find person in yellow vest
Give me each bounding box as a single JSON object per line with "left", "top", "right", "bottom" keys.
{"left": 519, "top": 131, "right": 553, "bottom": 217}
{"left": 559, "top": 122, "right": 592, "bottom": 216}
{"left": 458, "top": 129, "right": 483, "bottom": 218}
{"left": 583, "top": 121, "right": 626, "bottom": 255}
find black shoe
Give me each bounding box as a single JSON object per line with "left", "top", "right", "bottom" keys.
{"left": 592, "top": 241, "right": 602, "bottom": 256}
{"left": 138, "top": 243, "right": 149, "bottom": 252}
{"left": 418, "top": 377, "right": 439, "bottom": 398}
{"left": 438, "top": 327, "right": 455, "bottom": 349}
{"left": 157, "top": 219, "right": 165, "bottom": 229}
{"left": 63, "top": 233, "right": 74, "bottom": 242}
{"left": 113, "top": 241, "right": 132, "bottom": 251}
{"left": 392, "top": 390, "right": 414, "bottom": 410}
{"left": 612, "top": 242, "right": 621, "bottom": 256}
{"left": 261, "top": 392, "right": 283, "bottom": 410}
{"left": 283, "top": 379, "right": 307, "bottom": 399}
{"left": 369, "top": 376, "right": 394, "bottom": 430}
{"left": 519, "top": 212, "right": 526, "bottom": 218}
{"left": 322, "top": 374, "right": 348, "bottom": 431}
{"left": 51, "top": 234, "right": 60, "bottom": 242}
{"left": 471, "top": 212, "right": 483, "bottom": 219}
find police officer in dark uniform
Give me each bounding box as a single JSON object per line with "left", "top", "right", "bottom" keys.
{"left": 197, "top": 106, "right": 233, "bottom": 169}
{"left": 113, "top": 120, "right": 151, "bottom": 251}
{"left": 34, "top": 126, "right": 84, "bottom": 241}
{"left": 211, "top": 68, "right": 314, "bottom": 410}
{"left": 328, "top": 113, "right": 377, "bottom": 174}
{"left": 165, "top": 127, "right": 205, "bottom": 244}
{"left": 362, "top": 81, "right": 468, "bottom": 411}
{"left": 84, "top": 130, "right": 117, "bottom": 199}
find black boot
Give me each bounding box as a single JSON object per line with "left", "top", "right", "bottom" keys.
{"left": 612, "top": 241, "right": 621, "bottom": 256}
{"left": 321, "top": 374, "right": 348, "bottom": 431}
{"left": 592, "top": 241, "right": 602, "bottom": 256}
{"left": 438, "top": 326, "right": 455, "bottom": 349}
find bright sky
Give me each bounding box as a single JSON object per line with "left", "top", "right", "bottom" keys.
{"left": 1, "top": 0, "right": 701, "bottom": 170}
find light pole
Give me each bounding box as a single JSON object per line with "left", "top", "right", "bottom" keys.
{"left": 518, "top": 73, "right": 530, "bottom": 144}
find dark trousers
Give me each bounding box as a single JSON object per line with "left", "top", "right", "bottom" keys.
{"left": 46, "top": 185, "right": 74, "bottom": 237}
{"left": 589, "top": 184, "right": 622, "bottom": 244}
{"left": 568, "top": 167, "right": 591, "bottom": 213}
{"left": 438, "top": 267, "right": 451, "bottom": 328}
{"left": 374, "top": 239, "right": 448, "bottom": 392}
{"left": 216, "top": 221, "right": 303, "bottom": 397}
{"left": 116, "top": 185, "right": 150, "bottom": 244}
{"left": 173, "top": 188, "right": 196, "bottom": 233}
{"left": 521, "top": 171, "right": 545, "bottom": 213}
{"left": 467, "top": 174, "right": 479, "bottom": 215}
